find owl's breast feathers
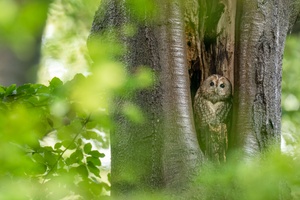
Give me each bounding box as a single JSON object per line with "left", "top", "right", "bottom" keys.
{"left": 193, "top": 74, "right": 232, "bottom": 162}
{"left": 194, "top": 96, "right": 232, "bottom": 126}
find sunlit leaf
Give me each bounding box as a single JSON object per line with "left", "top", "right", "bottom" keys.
{"left": 44, "top": 150, "right": 57, "bottom": 166}
{"left": 76, "top": 165, "right": 89, "bottom": 177}
{"left": 86, "top": 121, "right": 97, "bottom": 129}
{"left": 84, "top": 143, "right": 92, "bottom": 154}
{"left": 49, "top": 77, "right": 63, "bottom": 88}
{"left": 32, "top": 153, "right": 44, "bottom": 164}
{"left": 62, "top": 140, "right": 77, "bottom": 150}
{"left": 83, "top": 130, "right": 98, "bottom": 140}
{"left": 87, "top": 157, "right": 101, "bottom": 167}
{"left": 54, "top": 142, "right": 62, "bottom": 150}
{"left": 88, "top": 150, "right": 105, "bottom": 158}
{"left": 87, "top": 161, "right": 101, "bottom": 177}
{"left": 5, "top": 84, "right": 16, "bottom": 96}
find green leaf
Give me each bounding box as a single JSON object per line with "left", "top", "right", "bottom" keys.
{"left": 87, "top": 156, "right": 101, "bottom": 167}
{"left": 32, "top": 153, "right": 44, "bottom": 164}
{"left": 65, "top": 157, "right": 73, "bottom": 166}
{"left": 62, "top": 140, "right": 77, "bottom": 150}
{"left": 72, "top": 149, "right": 84, "bottom": 161}
{"left": 76, "top": 165, "right": 89, "bottom": 177}
{"left": 0, "top": 86, "right": 5, "bottom": 95}
{"left": 27, "top": 94, "right": 50, "bottom": 106}
{"left": 107, "top": 173, "right": 111, "bottom": 183}
{"left": 66, "top": 149, "right": 83, "bottom": 165}
{"left": 57, "top": 119, "right": 82, "bottom": 141}
{"left": 86, "top": 121, "right": 97, "bottom": 129}
{"left": 16, "top": 84, "right": 35, "bottom": 95}
{"left": 84, "top": 143, "right": 92, "bottom": 154}
{"left": 35, "top": 84, "right": 50, "bottom": 94}
{"left": 5, "top": 84, "right": 16, "bottom": 96}
{"left": 77, "top": 138, "right": 83, "bottom": 146}
{"left": 49, "top": 77, "right": 63, "bottom": 88}
{"left": 54, "top": 142, "right": 62, "bottom": 150}
{"left": 44, "top": 150, "right": 57, "bottom": 166}
{"left": 87, "top": 161, "right": 100, "bottom": 176}
{"left": 89, "top": 181, "right": 103, "bottom": 195}
{"left": 88, "top": 150, "right": 105, "bottom": 158}
{"left": 82, "top": 130, "right": 98, "bottom": 140}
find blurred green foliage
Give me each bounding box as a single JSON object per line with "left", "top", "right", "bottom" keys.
{"left": 191, "top": 147, "right": 298, "bottom": 200}
{"left": 0, "top": 0, "right": 50, "bottom": 58}
{"left": 124, "top": 0, "right": 158, "bottom": 22}
{"left": 0, "top": 76, "right": 110, "bottom": 199}
{"left": 0, "top": 68, "right": 154, "bottom": 199}
{"left": 282, "top": 35, "right": 300, "bottom": 146}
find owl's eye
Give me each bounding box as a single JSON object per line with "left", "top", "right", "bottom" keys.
{"left": 210, "top": 82, "right": 214, "bottom": 86}
{"left": 220, "top": 83, "right": 225, "bottom": 88}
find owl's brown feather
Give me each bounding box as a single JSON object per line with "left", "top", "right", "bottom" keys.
{"left": 194, "top": 74, "right": 232, "bottom": 163}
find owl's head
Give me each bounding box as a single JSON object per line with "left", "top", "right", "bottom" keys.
{"left": 200, "top": 74, "right": 232, "bottom": 103}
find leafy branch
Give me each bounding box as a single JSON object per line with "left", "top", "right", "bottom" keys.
{"left": 42, "top": 115, "right": 91, "bottom": 184}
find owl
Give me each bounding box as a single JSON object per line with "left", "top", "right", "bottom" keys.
{"left": 193, "top": 74, "right": 232, "bottom": 163}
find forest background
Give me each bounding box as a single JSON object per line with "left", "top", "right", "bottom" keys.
{"left": 0, "top": 0, "right": 300, "bottom": 199}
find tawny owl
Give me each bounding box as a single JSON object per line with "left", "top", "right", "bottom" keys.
{"left": 193, "top": 74, "right": 232, "bottom": 163}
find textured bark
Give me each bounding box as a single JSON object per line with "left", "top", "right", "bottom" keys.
{"left": 187, "top": 0, "right": 236, "bottom": 98}
{"left": 89, "top": 1, "right": 163, "bottom": 195}
{"left": 232, "top": 0, "right": 300, "bottom": 157}
{"left": 88, "top": 0, "right": 202, "bottom": 196}
{"left": 198, "top": 0, "right": 236, "bottom": 83}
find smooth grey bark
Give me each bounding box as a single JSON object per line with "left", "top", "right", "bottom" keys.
{"left": 88, "top": 0, "right": 202, "bottom": 197}
{"left": 158, "top": 1, "right": 203, "bottom": 191}
{"left": 232, "top": 0, "right": 300, "bottom": 157}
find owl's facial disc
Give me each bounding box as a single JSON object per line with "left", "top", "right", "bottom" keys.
{"left": 217, "top": 81, "right": 225, "bottom": 94}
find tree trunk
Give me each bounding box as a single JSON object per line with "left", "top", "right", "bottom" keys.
{"left": 89, "top": 0, "right": 202, "bottom": 197}
{"left": 232, "top": 0, "right": 300, "bottom": 157}
{"left": 157, "top": 1, "right": 203, "bottom": 192}
{"left": 88, "top": 0, "right": 300, "bottom": 197}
